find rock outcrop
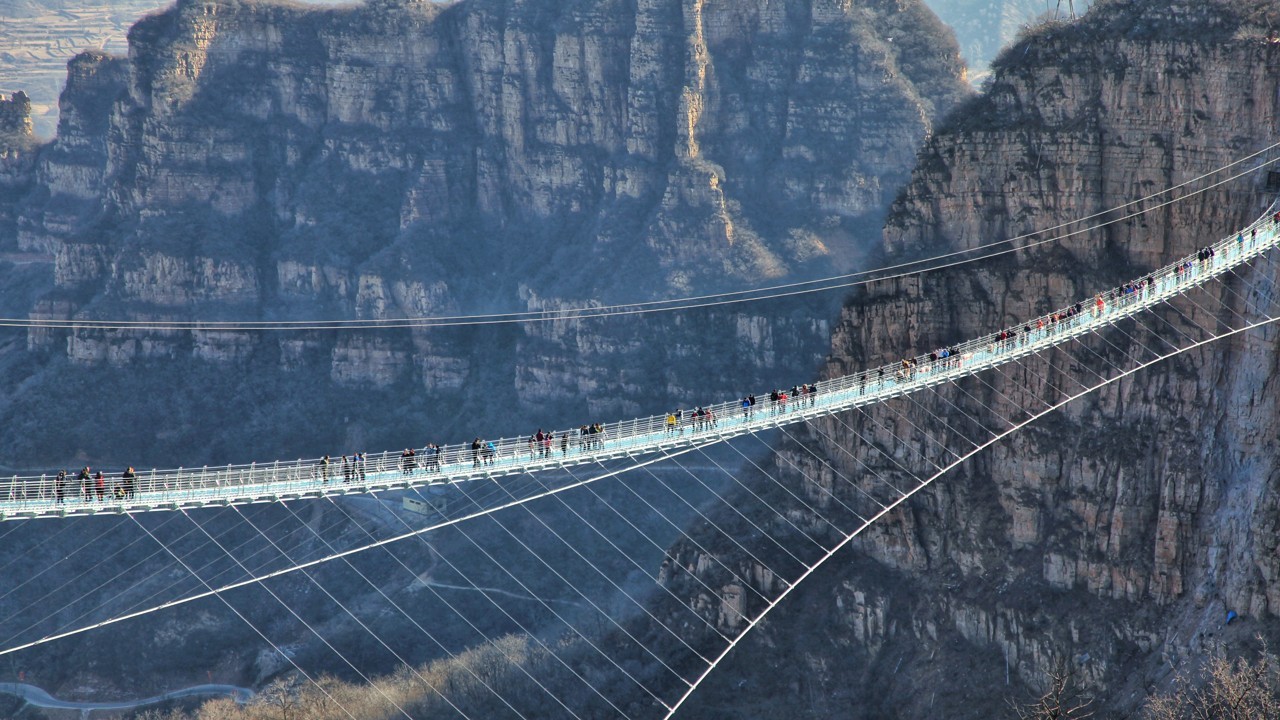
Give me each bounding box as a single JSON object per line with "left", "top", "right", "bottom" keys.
{"left": 0, "top": 91, "right": 37, "bottom": 248}
{"left": 0, "top": 0, "right": 969, "bottom": 702}
{"left": 0, "top": 0, "right": 966, "bottom": 468}
{"left": 0, "top": 92, "right": 34, "bottom": 150}
{"left": 667, "top": 1, "right": 1280, "bottom": 717}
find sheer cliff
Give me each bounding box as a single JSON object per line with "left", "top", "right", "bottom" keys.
{"left": 665, "top": 1, "right": 1280, "bottom": 717}
{"left": 0, "top": 0, "right": 965, "bottom": 469}
{"left": 0, "top": 0, "right": 971, "bottom": 704}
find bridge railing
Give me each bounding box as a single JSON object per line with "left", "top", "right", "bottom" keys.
{"left": 1, "top": 208, "right": 1275, "bottom": 517}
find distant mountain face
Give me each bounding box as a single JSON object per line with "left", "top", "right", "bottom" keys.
{"left": 0, "top": 0, "right": 168, "bottom": 137}
{"left": 0, "top": 0, "right": 362, "bottom": 138}
{"left": 1, "top": 0, "right": 50, "bottom": 19}
{"left": 0, "top": 0, "right": 967, "bottom": 473}
{"left": 0, "top": 0, "right": 1058, "bottom": 140}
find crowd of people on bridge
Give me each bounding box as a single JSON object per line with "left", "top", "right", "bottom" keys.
{"left": 876, "top": 228, "right": 1261, "bottom": 392}
{"left": 41, "top": 466, "right": 138, "bottom": 504}
{"left": 10, "top": 221, "right": 1266, "bottom": 509}
{"left": 751, "top": 384, "right": 818, "bottom": 417}
{"left": 492, "top": 423, "right": 609, "bottom": 466}
{"left": 380, "top": 421, "right": 616, "bottom": 476}
{"left": 316, "top": 453, "right": 370, "bottom": 483}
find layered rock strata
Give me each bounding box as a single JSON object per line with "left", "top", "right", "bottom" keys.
{"left": 0, "top": 0, "right": 966, "bottom": 467}
{"left": 0, "top": 0, "right": 966, "bottom": 700}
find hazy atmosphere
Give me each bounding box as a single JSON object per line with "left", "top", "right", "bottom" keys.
{"left": 1, "top": 1, "right": 1277, "bottom": 719}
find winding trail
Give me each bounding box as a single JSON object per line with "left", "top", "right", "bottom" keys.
{"left": 419, "top": 578, "right": 588, "bottom": 608}
{"left": 0, "top": 681, "right": 252, "bottom": 714}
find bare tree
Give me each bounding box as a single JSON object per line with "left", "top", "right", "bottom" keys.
{"left": 1009, "top": 659, "right": 1095, "bottom": 720}
{"left": 1144, "top": 643, "right": 1280, "bottom": 720}
{"left": 296, "top": 674, "right": 345, "bottom": 720}
{"left": 194, "top": 697, "right": 242, "bottom": 720}
{"left": 134, "top": 710, "right": 191, "bottom": 720}
{"left": 257, "top": 676, "right": 306, "bottom": 720}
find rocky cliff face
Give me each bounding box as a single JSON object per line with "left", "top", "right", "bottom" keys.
{"left": 0, "top": 0, "right": 970, "bottom": 703}
{"left": 0, "top": 92, "right": 34, "bottom": 149}
{"left": 0, "top": 0, "right": 966, "bottom": 469}
{"left": 0, "top": 92, "right": 37, "bottom": 249}
{"left": 667, "top": 1, "right": 1280, "bottom": 717}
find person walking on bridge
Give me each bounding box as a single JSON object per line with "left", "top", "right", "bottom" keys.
{"left": 94, "top": 471, "right": 105, "bottom": 501}
{"left": 55, "top": 470, "right": 66, "bottom": 504}
{"left": 122, "top": 467, "right": 136, "bottom": 499}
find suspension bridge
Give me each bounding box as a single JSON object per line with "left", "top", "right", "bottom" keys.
{"left": 1, "top": 208, "right": 1276, "bottom": 522}
{"left": 2, "top": 192, "right": 1279, "bottom": 720}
